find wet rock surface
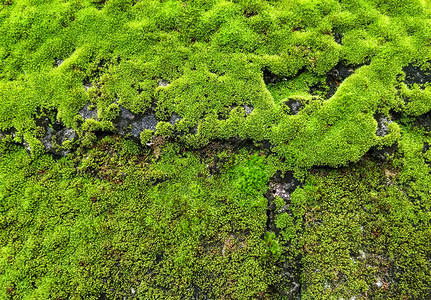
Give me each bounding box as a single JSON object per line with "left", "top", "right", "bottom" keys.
{"left": 403, "top": 62, "right": 431, "bottom": 85}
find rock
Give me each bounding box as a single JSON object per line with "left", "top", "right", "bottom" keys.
{"left": 275, "top": 261, "right": 301, "bottom": 299}
{"left": 0, "top": 128, "right": 16, "bottom": 140}
{"left": 40, "top": 126, "right": 57, "bottom": 152}
{"left": 130, "top": 114, "right": 158, "bottom": 140}
{"left": 169, "top": 113, "right": 182, "bottom": 125}
{"left": 83, "top": 82, "right": 93, "bottom": 91}
{"left": 333, "top": 31, "right": 342, "bottom": 44}
{"left": 79, "top": 104, "right": 98, "bottom": 120}
{"left": 284, "top": 99, "right": 303, "bottom": 115}
{"left": 40, "top": 123, "right": 77, "bottom": 155}
{"left": 371, "top": 143, "right": 397, "bottom": 162}
{"left": 113, "top": 107, "right": 137, "bottom": 136}
{"left": 403, "top": 63, "right": 431, "bottom": 85}
{"left": 157, "top": 79, "right": 169, "bottom": 87}
{"left": 110, "top": 106, "right": 161, "bottom": 141}
{"left": 243, "top": 104, "right": 254, "bottom": 115}
{"left": 54, "top": 58, "right": 64, "bottom": 67}
{"left": 56, "top": 128, "right": 77, "bottom": 144}
{"left": 268, "top": 172, "right": 301, "bottom": 202}
{"left": 265, "top": 172, "right": 301, "bottom": 233}
{"left": 325, "top": 62, "right": 356, "bottom": 98}
{"left": 375, "top": 114, "right": 392, "bottom": 137}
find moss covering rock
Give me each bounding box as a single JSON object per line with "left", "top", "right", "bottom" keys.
{"left": 0, "top": 0, "right": 431, "bottom": 299}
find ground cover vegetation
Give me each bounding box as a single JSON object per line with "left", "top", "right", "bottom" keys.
{"left": 0, "top": 0, "right": 430, "bottom": 299}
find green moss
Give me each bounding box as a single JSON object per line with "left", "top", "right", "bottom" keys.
{"left": 1, "top": 0, "right": 431, "bottom": 298}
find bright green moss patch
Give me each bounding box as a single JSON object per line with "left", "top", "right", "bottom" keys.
{"left": 0, "top": 138, "right": 280, "bottom": 299}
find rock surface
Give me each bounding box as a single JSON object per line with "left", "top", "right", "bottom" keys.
{"left": 284, "top": 99, "right": 303, "bottom": 115}
{"left": 403, "top": 63, "right": 431, "bottom": 85}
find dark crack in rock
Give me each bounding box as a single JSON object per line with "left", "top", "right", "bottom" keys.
{"left": 189, "top": 285, "right": 210, "bottom": 300}
{"left": 375, "top": 114, "right": 392, "bottom": 137}
{"left": 264, "top": 171, "right": 302, "bottom": 300}
{"left": 79, "top": 104, "right": 98, "bottom": 120}
{"left": 0, "top": 128, "right": 16, "bottom": 140}
{"left": 370, "top": 114, "right": 397, "bottom": 162}
{"left": 403, "top": 63, "right": 431, "bottom": 85}
{"left": 284, "top": 99, "right": 303, "bottom": 115}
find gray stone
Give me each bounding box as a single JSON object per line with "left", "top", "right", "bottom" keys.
{"left": 244, "top": 104, "right": 254, "bottom": 115}
{"left": 375, "top": 114, "right": 392, "bottom": 137}
{"left": 55, "top": 59, "right": 64, "bottom": 67}
{"left": 169, "top": 113, "right": 182, "bottom": 124}
{"left": 79, "top": 104, "right": 98, "bottom": 121}
{"left": 110, "top": 106, "right": 160, "bottom": 141}
{"left": 57, "top": 128, "right": 77, "bottom": 144}
{"left": 130, "top": 114, "right": 158, "bottom": 139}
